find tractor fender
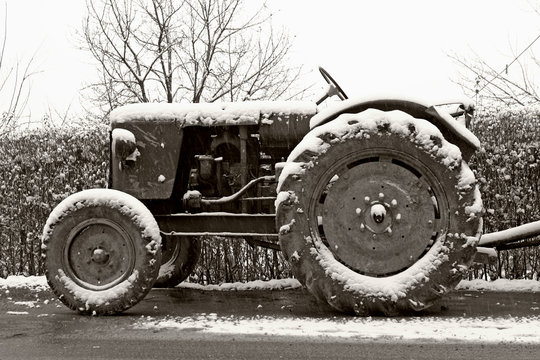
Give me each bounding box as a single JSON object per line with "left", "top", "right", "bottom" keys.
{"left": 310, "top": 96, "right": 480, "bottom": 161}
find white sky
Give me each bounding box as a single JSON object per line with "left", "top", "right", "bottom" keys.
{"left": 2, "top": 0, "right": 540, "bottom": 122}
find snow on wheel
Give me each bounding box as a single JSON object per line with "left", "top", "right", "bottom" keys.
{"left": 41, "top": 189, "right": 162, "bottom": 315}
{"left": 276, "top": 109, "right": 483, "bottom": 315}
{"left": 154, "top": 235, "right": 201, "bottom": 288}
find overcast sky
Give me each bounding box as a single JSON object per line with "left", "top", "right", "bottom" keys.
{"left": 2, "top": 0, "right": 540, "bottom": 122}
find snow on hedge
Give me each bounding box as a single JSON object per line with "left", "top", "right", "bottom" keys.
{"left": 110, "top": 101, "right": 317, "bottom": 126}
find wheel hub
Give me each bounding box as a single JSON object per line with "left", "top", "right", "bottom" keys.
{"left": 320, "top": 159, "right": 441, "bottom": 276}
{"left": 370, "top": 203, "right": 386, "bottom": 224}
{"left": 91, "top": 247, "right": 110, "bottom": 264}
{"left": 359, "top": 198, "right": 397, "bottom": 234}
{"left": 64, "top": 219, "right": 135, "bottom": 290}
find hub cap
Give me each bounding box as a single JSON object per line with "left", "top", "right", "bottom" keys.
{"left": 315, "top": 154, "right": 446, "bottom": 277}
{"left": 63, "top": 218, "right": 136, "bottom": 290}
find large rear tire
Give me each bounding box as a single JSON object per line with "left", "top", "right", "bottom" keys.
{"left": 42, "top": 189, "right": 162, "bottom": 315}
{"left": 276, "top": 109, "right": 482, "bottom": 315}
{"left": 154, "top": 235, "right": 201, "bottom": 288}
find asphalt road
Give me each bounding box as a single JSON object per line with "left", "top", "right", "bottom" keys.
{"left": 1, "top": 285, "right": 539, "bottom": 359}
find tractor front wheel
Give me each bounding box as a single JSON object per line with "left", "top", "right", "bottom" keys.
{"left": 42, "top": 189, "right": 162, "bottom": 315}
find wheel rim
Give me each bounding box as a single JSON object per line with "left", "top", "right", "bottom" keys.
{"left": 63, "top": 218, "right": 136, "bottom": 290}
{"left": 310, "top": 148, "right": 449, "bottom": 277}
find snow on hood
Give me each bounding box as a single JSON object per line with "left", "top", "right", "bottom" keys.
{"left": 110, "top": 101, "right": 317, "bottom": 126}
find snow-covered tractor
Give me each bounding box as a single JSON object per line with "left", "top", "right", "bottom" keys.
{"left": 41, "top": 68, "right": 538, "bottom": 316}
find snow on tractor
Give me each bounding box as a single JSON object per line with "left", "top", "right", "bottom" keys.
{"left": 41, "top": 67, "right": 540, "bottom": 316}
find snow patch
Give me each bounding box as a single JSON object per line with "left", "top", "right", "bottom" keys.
{"left": 136, "top": 313, "right": 540, "bottom": 343}
{"left": 0, "top": 276, "right": 48, "bottom": 291}
{"left": 279, "top": 219, "right": 295, "bottom": 235}
{"left": 1, "top": 276, "right": 540, "bottom": 293}
{"left": 274, "top": 190, "right": 298, "bottom": 209}
{"left": 456, "top": 279, "right": 540, "bottom": 292}
{"left": 177, "top": 278, "right": 302, "bottom": 291}
{"left": 13, "top": 301, "right": 38, "bottom": 308}
{"left": 110, "top": 101, "right": 317, "bottom": 126}
{"left": 276, "top": 163, "right": 306, "bottom": 193}
{"left": 111, "top": 128, "right": 136, "bottom": 143}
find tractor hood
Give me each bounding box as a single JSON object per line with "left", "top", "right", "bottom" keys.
{"left": 110, "top": 101, "right": 318, "bottom": 127}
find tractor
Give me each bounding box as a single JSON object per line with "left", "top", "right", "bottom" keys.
{"left": 41, "top": 67, "right": 540, "bottom": 315}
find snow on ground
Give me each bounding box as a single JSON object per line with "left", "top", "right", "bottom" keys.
{"left": 177, "top": 278, "right": 302, "bottom": 291}
{"left": 2, "top": 276, "right": 540, "bottom": 342}
{"left": 1, "top": 275, "right": 540, "bottom": 293}
{"left": 6, "top": 311, "right": 30, "bottom": 315}
{"left": 136, "top": 313, "right": 540, "bottom": 344}
{"left": 456, "top": 279, "right": 540, "bottom": 292}
{"left": 0, "top": 275, "right": 49, "bottom": 291}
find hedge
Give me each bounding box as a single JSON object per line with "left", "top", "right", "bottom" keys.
{"left": 0, "top": 124, "right": 109, "bottom": 277}
{"left": 469, "top": 105, "right": 540, "bottom": 279}
{"left": 0, "top": 105, "right": 539, "bottom": 281}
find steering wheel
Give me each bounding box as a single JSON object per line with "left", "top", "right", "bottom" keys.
{"left": 319, "top": 66, "right": 348, "bottom": 101}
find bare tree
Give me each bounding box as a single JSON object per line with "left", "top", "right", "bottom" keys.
{"left": 82, "top": 0, "right": 305, "bottom": 118}
{"left": 449, "top": 2, "right": 540, "bottom": 107}
{"left": 449, "top": 46, "right": 540, "bottom": 107}
{"left": 0, "top": 3, "right": 39, "bottom": 134}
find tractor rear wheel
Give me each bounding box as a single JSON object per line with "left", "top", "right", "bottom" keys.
{"left": 42, "top": 189, "right": 162, "bottom": 315}
{"left": 276, "top": 109, "right": 482, "bottom": 315}
{"left": 154, "top": 235, "right": 201, "bottom": 288}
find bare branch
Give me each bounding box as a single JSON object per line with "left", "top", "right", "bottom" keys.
{"left": 0, "top": 4, "right": 39, "bottom": 133}
{"left": 82, "top": 0, "right": 308, "bottom": 115}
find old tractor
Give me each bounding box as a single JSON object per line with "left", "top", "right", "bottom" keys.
{"left": 41, "top": 67, "right": 539, "bottom": 316}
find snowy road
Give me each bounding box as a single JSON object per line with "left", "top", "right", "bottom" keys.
{"left": 0, "top": 278, "right": 539, "bottom": 359}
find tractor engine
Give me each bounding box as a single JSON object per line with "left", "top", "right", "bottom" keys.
{"left": 182, "top": 126, "right": 279, "bottom": 214}
{"left": 188, "top": 128, "right": 260, "bottom": 197}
